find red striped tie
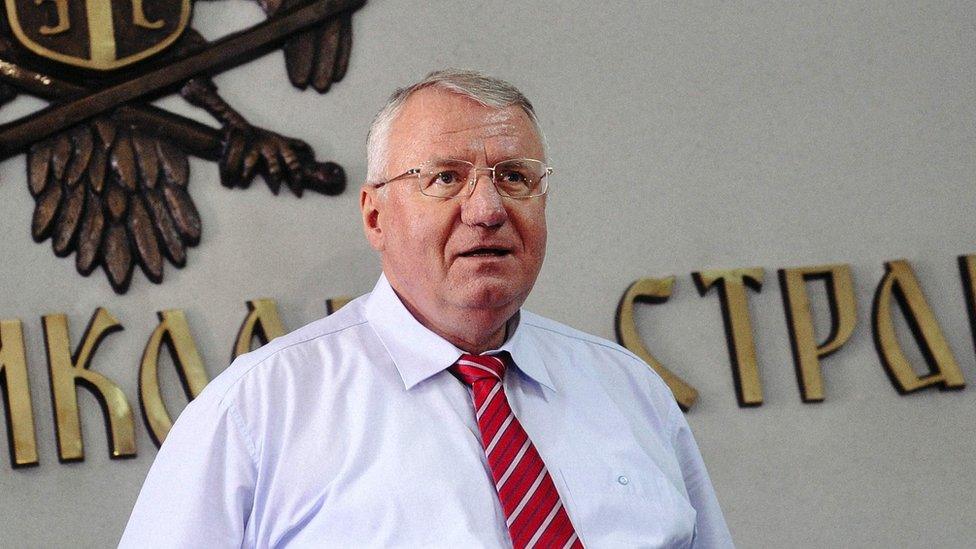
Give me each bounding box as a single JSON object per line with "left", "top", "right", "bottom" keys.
{"left": 451, "top": 353, "right": 583, "bottom": 549}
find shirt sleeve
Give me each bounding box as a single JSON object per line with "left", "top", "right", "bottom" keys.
{"left": 667, "top": 401, "right": 736, "bottom": 548}
{"left": 118, "top": 394, "right": 257, "bottom": 548}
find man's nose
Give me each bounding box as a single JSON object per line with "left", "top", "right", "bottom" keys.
{"left": 460, "top": 170, "right": 508, "bottom": 228}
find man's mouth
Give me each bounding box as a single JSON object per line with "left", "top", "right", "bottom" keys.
{"left": 459, "top": 247, "right": 511, "bottom": 258}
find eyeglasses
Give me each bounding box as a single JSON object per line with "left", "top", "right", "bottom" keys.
{"left": 375, "top": 158, "right": 552, "bottom": 199}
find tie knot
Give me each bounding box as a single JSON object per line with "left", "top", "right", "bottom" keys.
{"left": 451, "top": 353, "right": 507, "bottom": 386}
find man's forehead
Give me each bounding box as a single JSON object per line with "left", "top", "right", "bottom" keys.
{"left": 431, "top": 111, "right": 523, "bottom": 139}
{"left": 390, "top": 88, "right": 542, "bottom": 159}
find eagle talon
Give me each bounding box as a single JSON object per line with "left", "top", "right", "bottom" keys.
{"left": 219, "top": 126, "right": 341, "bottom": 196}
{"left": 301, "top": 161, "right": 346, "bottom": 196}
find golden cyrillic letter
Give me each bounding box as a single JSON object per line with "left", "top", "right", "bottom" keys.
{"left": 778, "top": 264, "right": 857, "bottom": 402}
{"left": 872, "top": 260, "right": 965, "bottom": 393}
{"left": 326, "top": 297, "right": 353, "bottom": 315}
{"left": 43, "top": 308, "right": 135, "bottom": 461}
{"left": 132, "top": 0, "right": 164, "bottom": 28}
{"left": 233, "top": 299, "right": 286, "bottom": 360}
{"left": 693, "top": 268, "right": 765, "bottom": 407}
{"left": 615, "top": 277, "right": 698, "bottom": 410}
{"left": 140, "top": 310, "right": 210, "bottom": 447}
{"left": 958, "top": 255, "right": 976, "bottom": 358}
{"left": 36, "top": 0, "right": 71, "bottom": 35}
{"left": 0, "top": 319, "right": 38, "bottom": 467}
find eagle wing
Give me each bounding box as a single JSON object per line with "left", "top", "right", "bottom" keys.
{"left": 258, "top": 0, "right": 363, "bottom": 93}
{"left": 28, "top": 119, "right": 201, "bottom": 294}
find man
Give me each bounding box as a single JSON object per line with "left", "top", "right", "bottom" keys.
{"left": 121, "top": 70, "right": 734, "bottom": 547}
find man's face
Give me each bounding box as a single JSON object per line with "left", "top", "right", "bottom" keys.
{"left": 361, "top": 87, "right": 547, "bottom": 328}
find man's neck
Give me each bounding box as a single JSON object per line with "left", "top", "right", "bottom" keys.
{"left": 392, "top": 289, "right": 513, "bottom": 355}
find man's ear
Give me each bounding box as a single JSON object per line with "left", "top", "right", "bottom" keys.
{"left": 360, "top": 185, "right": 385, "bottom": 251}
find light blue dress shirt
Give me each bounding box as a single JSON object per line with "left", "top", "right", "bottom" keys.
{"left": 120, "top": 275, "right": 734, "bottom": 548}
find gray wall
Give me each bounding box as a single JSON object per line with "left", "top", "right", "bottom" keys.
{"left": 1, "top": 1, "right": 973, "bottom": 546}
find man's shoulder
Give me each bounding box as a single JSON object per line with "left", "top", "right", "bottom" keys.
{"left": 517, "top": 310, "right": 680, "bottom": 433}
{"left": 196, "top": 294, "right": 372, "bottom": 406}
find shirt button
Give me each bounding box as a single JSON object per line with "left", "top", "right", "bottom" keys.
{"left": 617, "top": 475, "right": 629, "bottom": 486}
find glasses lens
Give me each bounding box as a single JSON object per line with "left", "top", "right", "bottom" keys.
{"left": 493, "top": 159, "right": 548, "bottom": 197}
{"left": 418, "top": 160, "right": 472, "bottom": 198}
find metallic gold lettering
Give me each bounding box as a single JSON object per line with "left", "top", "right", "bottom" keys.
{"left": 35, "top": 0, "right": 70, "bottom": 35}
{"left": 233, "top": 299, "right": 286, "bottom": 360}
{"left": 140, "top": 310, "right": 209, "bottom": 447}
{"left": 778, "top": 264, "right": 857, "bottom": 402}
{"left": 615, "top": 277, "right": 698, "bottom": 410}
{"left": 872, "top": 259, "right": 965, "bottom": 393}
{"left": 86, "top": 0, "right": 117, "bottom": 64}
{"left": 693, "top": 268, "right": 765, "bottom": 407}
{"left": 958, "top": 255, "right": 976, "bottom": 360}
{"left": 326, "top": 297, "right": 353, "bottom": 315}
{"left": 132, "top": 0, "right": 164, "bottom": 29}
{"left": 43, "top": 308, "right": 134, "bottom": 461}
{"left": 0, "top": 319, "right": 39, "bottom": 467}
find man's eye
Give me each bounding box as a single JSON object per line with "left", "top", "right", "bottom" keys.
{"left": 497, "top": 170, "right": 529, "bottom": 184}
{"left": 433, "top": 171, "right": 462, "bottom": 185}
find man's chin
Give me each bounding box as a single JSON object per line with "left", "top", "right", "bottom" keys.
{"left": 453, "top": 279, "right": 528, "bottom": 313}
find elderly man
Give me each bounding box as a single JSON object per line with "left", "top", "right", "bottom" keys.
{"left": 121, "top": 70, "right": 733, "bottom": 548}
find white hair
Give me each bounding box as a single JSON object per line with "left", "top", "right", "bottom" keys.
{"left": 365, "top": 69, "right": 547, "bottom": 185}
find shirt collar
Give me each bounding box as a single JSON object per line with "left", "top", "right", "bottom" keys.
{"left": 364, "top": 274, "right": 556, "bottom": 392}
{"left": 498, "top": 311, "right": 556, "bottom": 392}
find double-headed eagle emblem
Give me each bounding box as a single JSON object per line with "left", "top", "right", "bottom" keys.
{"left": 0, "top": 0, "right": 365, "bottom": 293}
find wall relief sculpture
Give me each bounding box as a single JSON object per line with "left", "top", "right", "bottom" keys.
{"left": 0, "top": 0, "right": 366, "bottom": 293}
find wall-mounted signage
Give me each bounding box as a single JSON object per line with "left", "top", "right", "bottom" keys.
{"left": 0, "top": 255, "right": 972, "bottom": 470}
{"left": 617, "top": 256, "right": 972, "bottom": 410}
{"left": 0, "top": 296, "right": 350, "bottom": 468}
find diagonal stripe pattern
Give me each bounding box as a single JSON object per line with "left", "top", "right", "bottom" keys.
{"left": 451, "top": 353, "right": 583, "bottom": 549}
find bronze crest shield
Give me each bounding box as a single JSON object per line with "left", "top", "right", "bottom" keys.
{"left": 5, "top": 0, "right": 191, "bottom": 70}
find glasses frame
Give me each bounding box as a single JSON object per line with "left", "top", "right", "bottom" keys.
{"left": 375, "top": 158, "right": 553, "bottom": 199}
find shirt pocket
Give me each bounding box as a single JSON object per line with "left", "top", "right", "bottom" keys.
{"left": 559, "top": 465, "right": 696, "bottom": 548}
